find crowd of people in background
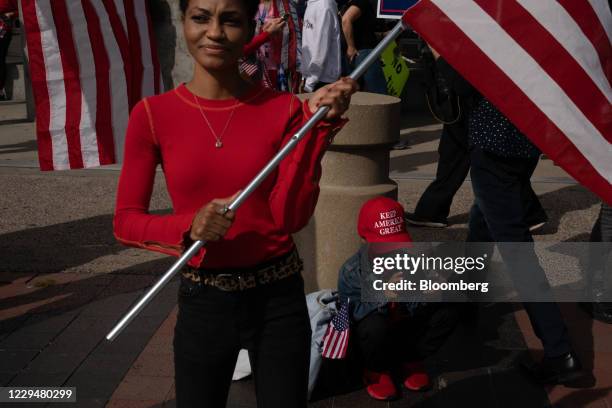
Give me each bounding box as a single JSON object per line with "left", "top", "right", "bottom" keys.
{"left": 238, "top": 0, "right": 389, "bottom": 95}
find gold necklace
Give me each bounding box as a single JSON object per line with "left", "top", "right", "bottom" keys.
{"left": 192, "top": 93, "right": 240, "bottom": 148}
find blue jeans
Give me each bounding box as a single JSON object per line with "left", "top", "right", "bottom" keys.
{"left": 348, "top": 49, "right": 388, "bottom": 95}
{"left": 468, "top": 146, "right": 572, "bottom": 357}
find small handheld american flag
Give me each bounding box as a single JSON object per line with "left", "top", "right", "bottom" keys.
{"left": 321, "top": 299, "right": 350, "bottom": 359}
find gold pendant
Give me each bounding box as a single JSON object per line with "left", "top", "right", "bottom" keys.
{"left": 215, "top": 140, "right": 223, "bottom": 148}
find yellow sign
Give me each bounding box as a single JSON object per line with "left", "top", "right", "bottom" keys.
{"left": 380, "top": 41, "right": 409, "bottom": 97}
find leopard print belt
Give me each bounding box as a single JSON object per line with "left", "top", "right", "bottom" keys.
{"left": 181, "top": 249, "right": 303, "bottom": 291}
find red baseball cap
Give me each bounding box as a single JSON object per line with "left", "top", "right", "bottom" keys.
{"left": 357, "top": 197, "right": 413, "bottom": 243}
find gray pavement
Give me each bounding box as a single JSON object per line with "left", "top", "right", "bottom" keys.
{"left": 0, "top": 98, "right": 606, "bottom": 407}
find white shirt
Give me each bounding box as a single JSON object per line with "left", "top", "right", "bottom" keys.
{"left": 300, "top": 0, "right": 342, "bottom": 91}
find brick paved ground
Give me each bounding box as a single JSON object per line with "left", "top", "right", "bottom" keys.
{"left": 1, "top": 99, "right": 610, "bottom": 407}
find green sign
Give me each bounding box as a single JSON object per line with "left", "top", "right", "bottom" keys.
{"left": 380, "top": 41, "right": 409, "bottom": 97}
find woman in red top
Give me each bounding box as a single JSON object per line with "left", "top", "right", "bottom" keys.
{"left": 114, "top": 0, "right": 357, "bottom": 406}
{"left": 0, "top": 0, "right": 17, "bottom": 100}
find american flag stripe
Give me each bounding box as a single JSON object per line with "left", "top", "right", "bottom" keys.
{"left": 333, "top": 330, "right": 348, "bottom": 358}
{"left": 558, "top": 0, "right": 612, "bottom": 83}
{"left": 102, "top": 0, "right": 131, "bottom": 85}
{"left": 81, "top": 0, "right": 116, "bottom": 165}
{"left": 515, "top": 1, "right": 611, "bottom": 103}
{"left": 322, "top": 330, "right": 333, "bottom": 358}
{"left": 96, "top": 0, "right": 131, "bottom": 164}
{"left": 327, "top": 330, "right": 339, "bottom": 358}
{"left": 323, "top": 328, "right": 343, "bottom": 359}
{"left": 403, "top": 0, "right": 612, "bottom": 204}
{"left": 112, "top": 0, "right": 127, "bottom": 31}
{"left": 21, "top": 0, "right": 159, "bottom": 170}
{"left": 91, "top": 0, "right": 130, "bottom": 164}
{"left": 476, "top": 0, "right": 611, "bottom": 140}
{"left": 33, "top": 0, "right": 70, "bottom": 170}
{"left": 120, "top": 0, "right": 162, "bottom": 100}
{"left": 240, "top": 62, "right": 259, "bottom": 77}
{"left": 66, "top": 1, "right": 100, "bottom": 168}
{"left": 584, "top": 0, "right": 612, "bottom": 64}
{"left": 579, "top": 0, "right": 612, "bottom": 74}
{"left": 53, "top": 0, "right": 84, "bottom": 169}
{"left": 21, "top": 0, "right": 52, "bottom": 170}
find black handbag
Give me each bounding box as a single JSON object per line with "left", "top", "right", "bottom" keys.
{"left": 421, "top": 47, "right": 461, "bottom": 124}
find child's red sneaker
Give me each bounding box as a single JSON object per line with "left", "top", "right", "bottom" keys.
{"left": 363, "top": 370, "right": 398, "bottom": 401}
{"left": 402, "top": 361, "right": 430, "bottom": 391}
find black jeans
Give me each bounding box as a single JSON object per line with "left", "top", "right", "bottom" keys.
{"left": 591, "top": 203, "right": 612, "bottom": 243}
{"left": 354, "top": 305, "right": 458, "bottom": 372}
{"left": 414, "top": 121, "right": 471, "bottom": 222}
{"left": 174, "top": 272, "right": 311, "bottom": 408}
{"left": 467, "top": 146, "right": 571, "bottom": 357}
{"left": 414, "top": 122, "right": 547, "bottom": 225}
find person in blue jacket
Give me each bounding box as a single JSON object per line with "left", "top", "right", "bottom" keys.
{"left": 338, "top": 197, "right": 458, "bottom": 401}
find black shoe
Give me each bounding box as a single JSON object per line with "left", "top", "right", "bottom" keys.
{"left": 392, "top": 140, "right": 410, "bottom": 150}
{"left": 525, "top": 351, "right": 584, "bottom": 385}
{"left": 580, "top": 302, "right": 612, "bottom": 324}
{"left": 405, "top": 213, "right": 448, "bottom": 228}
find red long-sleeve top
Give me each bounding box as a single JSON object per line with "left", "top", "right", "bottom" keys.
{"left": 114, "top": 83, "right": 345, "bottom": 269}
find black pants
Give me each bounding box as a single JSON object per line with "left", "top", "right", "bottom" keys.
{"left": 467, "top": 147, "right": 571, "bottom": 357}
{"left": 0, "top": 30, "right": 12, "bottom": 91}
{"left": 414, "top": 122, "right": 471, "bottom": 222}
{"left": 591, "top": 203, "right": 612, "bottom": 243}
{"left": 174, "top": 273, "right": 311, "bottom": 408}
{"left": 414, "top": 123, "right": 547, "bottom": 225}
{"left": 353, "top": 305, "right": 458, "bottom": 372}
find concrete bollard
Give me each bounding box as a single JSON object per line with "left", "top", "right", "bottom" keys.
{"left": 296, "top": 92, "right": 401, "bottom": 292}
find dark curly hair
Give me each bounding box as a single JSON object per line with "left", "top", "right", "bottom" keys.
{"left": 179, "top": 0, "right": 259, "bottom": 23}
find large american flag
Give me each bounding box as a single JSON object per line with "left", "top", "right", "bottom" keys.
{"left": 402, "top": 0, "right": 612, "bottom": 205}
{"left": 20, "top": 0, "right": 161, "bottom": 171}
{"left": 321, "top": 299, "right": 350, "bottom": 359}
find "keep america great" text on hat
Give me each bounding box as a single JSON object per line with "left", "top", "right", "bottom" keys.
{"left": 357, "top": 197, "right": 412, "bottom": 243}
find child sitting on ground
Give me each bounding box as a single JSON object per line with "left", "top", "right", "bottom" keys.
{"left": 338, "top": 196, "right": 459, "bottom": 401}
